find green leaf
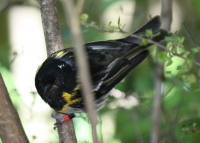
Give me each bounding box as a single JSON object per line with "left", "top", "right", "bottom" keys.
{"left": 173, "top": 36, "right": 179, "bottom": 42}
{"left": 80, "top": 13, "right": 89, "bottom": 22}
{"left": 191, "top": 47, "right": 199, "bottom": 53}
{"left": 153, "top": 31, "right": 160, "bottom": 37}
{"left": 179, "top": 51, "right": 185, "bottom": 56}
{"left": 166, "top": 42, "right": 173, "bottom": 48}
{"left": 187, "top": 54, "right": 195, "bottom": 63}
{"left": 176, "top": 65, "right": 182, "bottom": 70}
{"left": 141, "top": 38, "right": 148, "bottom": 46}
{"left": 178, "top": 37, "right": 185, "bottom": 44}
{"left": 99, "top": 23, "right": 106, "bottom": 30}
{"left": 165, "top": 71, "right": 171, "bottom": 74}
{"left": 182, "top": 74, "right": 196, "bottom": 83}
{"left": 157, "top": 52, "right": 166, "bottom": 62}
{"left": 90, "top": 21, "right": 96, "bottom": 26}
{"left": 145, "top": 29, "right": 153, "bottom": 37}
{"left": 165, "top": 36, "right": 173, "bottom": 42}
{"left": 166, "top": 60, "right": 173, "bottom": 67}
{"left": 187, "top": 74, "right": 196, "bottom": 83}
{"left": 118, "top": 17, "right": 120, "bottom": 25}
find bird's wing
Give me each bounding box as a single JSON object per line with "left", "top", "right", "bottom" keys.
{"left": 84, "top": 31, "right": 151, "bottom": 100}
{"left": 99, "top": 51, "right": 148, "bottom": 94}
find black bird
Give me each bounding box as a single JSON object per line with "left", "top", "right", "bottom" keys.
{"left": 35, "top": 16, "right": 168, "bottom": 121}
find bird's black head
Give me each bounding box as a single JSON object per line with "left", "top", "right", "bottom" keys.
{"left": 35, "top": 56, "right": 77, "bottom": 111}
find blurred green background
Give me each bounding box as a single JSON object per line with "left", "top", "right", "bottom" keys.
{"left": 1, "top": 0, "right": 200, "bottom": 143}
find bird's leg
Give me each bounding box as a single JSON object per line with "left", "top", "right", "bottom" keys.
{"left": 51, "top": 112, "right": 75, "bottom": 129}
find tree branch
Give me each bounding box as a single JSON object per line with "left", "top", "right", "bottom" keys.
{"left": 39, "top": 0, "right": 64, "bottom": 55}
{"left": 0, "top": 74, "right": 29, "bottom": 143}
{"left": 62, "top": 0, "right": 99, "bottom": 143}
{"left": 38, "top": 0, "right": 77, "bottom": 142}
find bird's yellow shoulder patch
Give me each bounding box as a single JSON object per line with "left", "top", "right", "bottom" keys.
{"left": 62, "top": 92, "right": 81, "bottom": 104}
{"left": 55, "top": 51, "right": 68, "bottom": 58}
{"left": 58, "top": 104, "right": 68, "bottom": 114}
{"left": 63, "top": 92, "right": 81, "bottom": 105}
{"left": 58, "top": 92, "right": 81, "bottom": 113}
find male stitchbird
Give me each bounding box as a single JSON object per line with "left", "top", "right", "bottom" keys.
{"left": 35, "top": 16, "right": 169, "bottom": 122}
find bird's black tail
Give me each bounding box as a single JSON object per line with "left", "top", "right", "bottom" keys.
{"left": 118, "top": 16, "right": 169, "bottom": 60}
{"left": 118, "top": 16, "right": 169, "bottom": 45}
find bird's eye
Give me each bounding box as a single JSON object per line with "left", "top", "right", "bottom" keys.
{"left": 43, "top": 84, "right": 52, "bottom": 95}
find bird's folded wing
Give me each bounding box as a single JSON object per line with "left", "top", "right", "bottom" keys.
{"left": 94, "top": 51, "right": 148, "bottom": 95}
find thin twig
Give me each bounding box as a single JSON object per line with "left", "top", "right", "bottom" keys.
{"left": 0, "top": 74, "right": 29, "bottom": 143}
{"left": 151, "top": 61, "right": 163, "bottom": 143}
{"left": 38, "top": 0, "right": 77, "bottom": 143}
{"left": 62, "top": 0, "right": 99, "bottom": 143}
{"left": 161, "top": 104, "right": 178, "bottom": 143}
{"left": 194, "top": 60, "right": 200, "bottom": 67}
{"left": 150, "top": 0, "right": 172, "bottom": 143}
{"left": 131, "top": 110, "right": 144, "bottom": 143}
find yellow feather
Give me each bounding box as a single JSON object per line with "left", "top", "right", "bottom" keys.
{"left": 55, "top": 51, "right": 68, "bottom": 58}
{"left": 74, "top": 84, "right": 81, "bottom": 91}
{"left": 58, "top": 104, "right": 68, "bottom": 114}
{"left": 58, "top": 91, "right": 81, "bottom": 113}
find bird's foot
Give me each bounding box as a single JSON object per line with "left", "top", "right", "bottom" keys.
{"left": 51, "top": 113, "right": 75, "bottom": 130}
